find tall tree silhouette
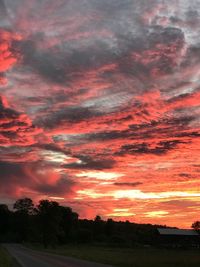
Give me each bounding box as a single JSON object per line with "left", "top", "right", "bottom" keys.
{"left": 13, "top": 198, "right": 34, "bottom": 215}
{"left": 0, "top": 204, "right": 11, "bottom": 241}
{"left": 93, "top": 215, "right": 104, "bottom": 241}
{"left": 192, "top": 221, "right": 200, "bottom": 232}
{"left": 105, "top": 218, "right": 115, "bottom": 237}
{"left": 13, "top": 198, "right": 35, "bottom": 241}
{"left": 1, "top": 197, "right": 194, "bottom": 247}
{"left": 37, "top": 200, "right": 62, "bottom": 248}
{"left": 58, "top": 206, "right": 78, "bottom": 243}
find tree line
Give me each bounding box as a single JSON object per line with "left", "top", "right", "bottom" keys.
{"left": 0, "top": 198, "right": 199, "bottom": 248}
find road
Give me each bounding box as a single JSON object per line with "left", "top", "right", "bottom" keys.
{"left": 4, "top": 244, "right": 113, "bottom": 267}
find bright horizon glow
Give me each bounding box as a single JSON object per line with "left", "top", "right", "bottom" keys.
{"left": 76, "top": 189, "right": 200, "bottom": 200}
{"left": 145, "top": 211, "right": 169, "bottom": 218}
{"left": 76, "top": 171, "right": 124, "bottom": 180}
{"left": 113, "top": 190, "right": 200, "bottom": 200}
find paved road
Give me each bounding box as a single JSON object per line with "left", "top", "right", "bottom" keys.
{"left": 4, "top": 244, "right": 113, "bottom": 267}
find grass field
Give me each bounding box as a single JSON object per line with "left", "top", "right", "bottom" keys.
{"left": 0, "top": 246, "right": 12, "bottom": 267}
{"left": 29, "top": 244, "right": 200, "bottom": 267}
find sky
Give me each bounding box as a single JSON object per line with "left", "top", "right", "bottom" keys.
{"left": 0, "top": 0, "right": 200, "bottom": 228}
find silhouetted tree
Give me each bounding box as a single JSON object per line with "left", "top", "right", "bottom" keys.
{"left": 58, "top": 206, "right": 78, "bottom": 243}
{"left": 0, "top": 197, "right": 183, "bottom": 248}
{"left": 37, "top": 200, "right": 62, "bottom": 248}
{"left": 93, "top": 215, "right": 105, "bottom": 241}
{"left": 13, "top": 198, "right": 34, "bottom": 215}
{"left": 13, "top": 198, "right": 35, "bottom": 241}
{"left": 0, "top": 204, "right": 11, "bottom": 241}
{"left": 105, "top": 218, "right": 115, "bottom": 237}
{"left": 192, "top": 221, "right": 200, "bottom": 231}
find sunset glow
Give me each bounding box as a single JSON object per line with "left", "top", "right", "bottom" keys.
{"left": 0, "top": 0, "right": 200, "bottom": 228}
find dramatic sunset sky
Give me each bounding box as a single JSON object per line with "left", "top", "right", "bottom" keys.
{"left": 0, "top": 0, "right": 200, "bottom": 228}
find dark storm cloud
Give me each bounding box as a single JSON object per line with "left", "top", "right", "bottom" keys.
{"left": 148, "top": 26, "right": 184, "bottom": 47}
{"left": 86, "top": 130, "right": 130, "bottom": 141}
{"left": 63, "top": 156, "right": 116, "bottom": 170}
{"left": 175, "top": 131, "right": 200, "bottom": 138}
{"left": 185, "top": 10, "right": 199, "bottom": 25}
{"left": 35, "top": 176, "right": 75, "bottom": 195}
{"left": 114, "top": 182, "right": 143, "bottom": 187}
{"left": 0, "top": 161, "right": 25, "bottom": 178}
{"left": 18, "top": 39, "right": 68, "bottom": 84}
{"left": 6, "top": 0, "right": 184, "bottom": 90}
{"left": 0, "top": 0, "right": 6, "bottom": 17}
{"left": 0, "top": 96, "right": 19, "bottom": 117}
{"left": 179, "top": 173, "right": 192, "bottom": 179}
{"left": 0, "top": 96, "right": 40, "bottom": 146}
{"left": 0, "top": 161, "right": 28, "bottom": 195}
{"left": 37, "top": 143, "right": 70, "bottom": 156}
{"left": 117, "top": 26, "right": 185, "bottom": 81}
{"left": 129, "top": 115, "right": 196, "bottom": 136}
{"left": 67, "top": 115, "right": 196, "bottom": 145}
{"left": 38, "top": 106, "right": 102, "bottom": 128}
{"left": 182, "top": 44, "right": 200, "bottom": 67}
{"left": 89, "top": 0, "right": 133, "bottom": 12}
{"left": 48, "top": 113, "right": 198, "bottom": 153}
{"left": 16, "top": 36, "right": 118, "bottom": 85}
{"left": 0, "top": 0, "right": 9, "bottom": 26}
{"left": 167, "top": 93, "right": 191, "bottom": 103}
{"left": 0, "top": 161, "right": 75, "bottom": 196}
{"left": 118, "top": 140, "right": 185, "bottom": 155}
{"left": 17, "top": 27, "right": 185, "bottom": 86}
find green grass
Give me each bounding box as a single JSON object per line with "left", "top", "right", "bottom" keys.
{"left": 0, "top": 246, "right": 12, "bottom": 267}
{"left": 28, "top": 244, "right": 200, "bottom": 267}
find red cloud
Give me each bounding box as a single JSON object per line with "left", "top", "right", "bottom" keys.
{"left": 0, "top": 96, "right": 42, "bottom": 147}
{"left": 0, "top": 29, "right": 21, "bottom": 81}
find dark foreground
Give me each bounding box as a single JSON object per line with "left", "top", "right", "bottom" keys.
{"left": 4, "top": 244, "right": 113, "bottom": 267}
{"left": 25, "top": 244, "right": 200, "bottom": 267}
{"left": 3, "top": 243, "right": 200, "bottom": 267}
{"left": 0, "top": 246, "right": 12, "bottom": 267}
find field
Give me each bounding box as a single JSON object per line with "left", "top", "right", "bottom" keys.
{"left": 30, "top": 244, "right": 200, "bottom": 267}
{"left": 0, "top": 246, "right": 12, "bottom": 267}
